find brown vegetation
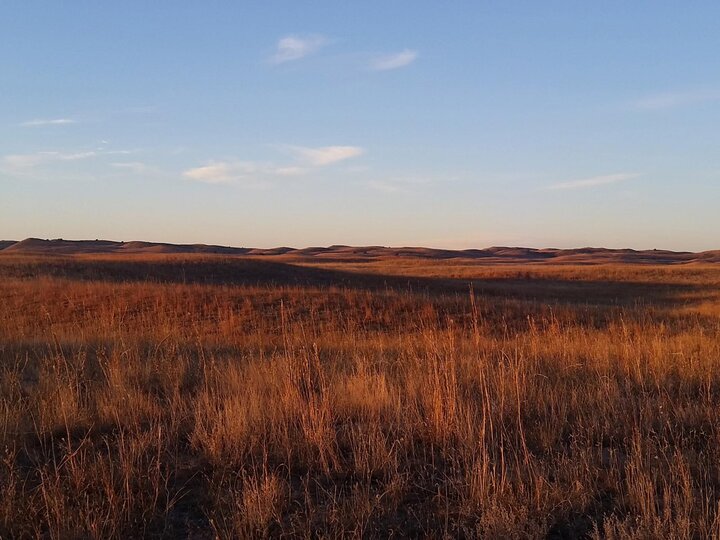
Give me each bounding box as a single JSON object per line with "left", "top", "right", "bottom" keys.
{"left": 1, "top": 253, "right": 719, "bottom": 538}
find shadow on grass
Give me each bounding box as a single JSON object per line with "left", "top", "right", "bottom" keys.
{"left": 0, "top": 255, "right": 710, "bottom": 308}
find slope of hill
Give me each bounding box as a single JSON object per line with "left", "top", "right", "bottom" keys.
{"left": 1, "top": 237, "right": 717, "bottom": 264}
{"left": 2, "top": 238, "right": 251, "bottom": 256}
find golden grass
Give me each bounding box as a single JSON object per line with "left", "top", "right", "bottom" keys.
{"left": 0, "top": 254, "right": 719, "bottom": 537}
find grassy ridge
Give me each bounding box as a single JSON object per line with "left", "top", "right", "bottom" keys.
{"left": 1, "top": 255, "right": 719, "bottom": 538}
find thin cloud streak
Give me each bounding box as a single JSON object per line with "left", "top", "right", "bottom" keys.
{"left": 370, "top": 49, "right": 418, "bottom": 71}
{"left": 366, "top": 180, "right": 403, "bottom": 193}
{"left": 3, "top": 151, "right": 96, "bottom": 170}
{"left": 110, "top": 162, "right": 155, "bottom": 175}
{"left": 19, "top": 118, "right": 78, "bottom": 127}
{"left": 546, "top": 173, "right": 641, "bottom": 191}
{"left": 290, "top": 145, "right": 364, "bottom": 166}
{"left": 271, "top": 35, "right": 327, "bottom": 64}
{"left": 2, "top": 149, "right": 137, "bottom": 172}
{"left": 183, "top": 161, "right": 303, "bottom": 186}
{"left": 365, "top": 174, "right": 454, "bottom": 193}
{"left": 634, "top": 88, "right": 720, "bottom": 110}
{"left": 184, "top": 145, "right": 364, "bottom": 186}
{"left": 184, "top": 162, "right": 259, "bottom": 184}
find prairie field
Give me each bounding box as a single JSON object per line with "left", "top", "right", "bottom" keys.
{"left": 1, "top": 254, "right": 720, "bottom": 538}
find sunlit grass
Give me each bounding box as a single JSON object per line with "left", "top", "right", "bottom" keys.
{"left": 1, "top": 255, "right": 719, "bottom": 537}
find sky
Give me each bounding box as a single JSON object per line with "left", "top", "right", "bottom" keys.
{"left": 1, "top": 1, "right": 719, "bottom": 251}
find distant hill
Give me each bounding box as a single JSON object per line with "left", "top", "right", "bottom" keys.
{"left": 1, "top": 238, "right": 251, "bottom": 255}
{"left": 1, "top": 237, "right": 718, "bottom": 264}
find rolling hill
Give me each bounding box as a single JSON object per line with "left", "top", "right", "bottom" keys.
{"left": 1, "top": 237, "right": 718, "bottom": 264}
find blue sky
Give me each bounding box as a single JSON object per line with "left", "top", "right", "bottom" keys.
{"left": 2, "top": 2, "right": 719, "bottom": 250}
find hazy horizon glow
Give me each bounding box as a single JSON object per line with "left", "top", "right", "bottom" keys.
{"left": 2, "top": 3, "right": 719, "bottom": 251}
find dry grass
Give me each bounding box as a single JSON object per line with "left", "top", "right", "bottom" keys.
{"left": 0, "top": 254, "right": 719, "bottom": 538}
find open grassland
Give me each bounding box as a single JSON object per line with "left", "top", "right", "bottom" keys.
{"left": 1, "top": 254, "right": 720, "bottom": 538}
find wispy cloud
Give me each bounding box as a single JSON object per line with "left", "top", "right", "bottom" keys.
{"left": 3, "top": 151, "right": 96, "bottom": 170}
{"left": 273, "top": 166, "right": 307, "bottom": 176}
{"left": 2, "top": 149, "right": 137, "bottom": 173}
{"left": 184, "top": 162, "right": 257, "bottom": 185}
{"left": 19, "top": 118, "right": 78, "bottom": 127}
{"left": 366, "top": 180, "right": 403, "bottom": 193}
{"left": 634, "top": 88, "right": 720, "bottom": 110}
{"left": 184, "top": 145, "right": 364, "bottom": 186}
{"left": 183, "top": 161, "right": 302, "bottom": 186}
{"left": 546, "top": 173, "right": 641, "bottom": 191}
{"left": 370, "top": 49, "right": 418, "bottom": 71}
{"left": 290, "top": 145, "right": 364, "bottom": 166}
{"left": 110, "top": 161, "right": 155, "bottom": 175}
{"left": 271, "top": 34, "right": 327, "bottom": 64}
{"left": 365, "top": 174, "right": 452, "bottom": 193}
